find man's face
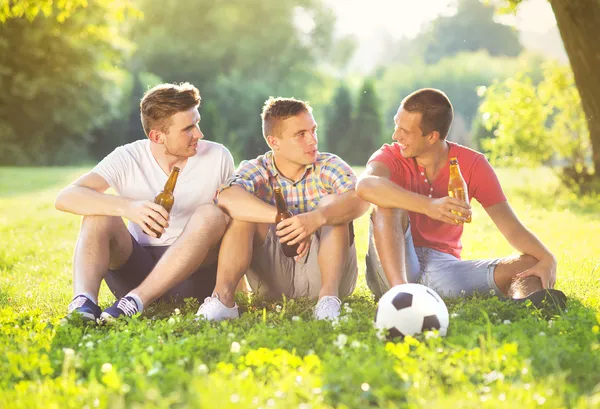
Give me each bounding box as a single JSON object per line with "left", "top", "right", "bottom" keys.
{"left": 161, "top": 107, "right": 203, "bottom": 157}
{"left": 391, "top": 107, "right": 430, "bottom": 158}
{"left": 272, "top": 111, "right": 319, "bottom": 166}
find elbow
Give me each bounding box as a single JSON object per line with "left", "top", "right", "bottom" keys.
{"left": 355, "top": 178, "right": 373, "bottom": 202}
{"left": 54, "top": 189, "right": 68, "bottom": 212}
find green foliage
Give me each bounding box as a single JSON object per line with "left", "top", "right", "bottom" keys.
{"left": 422, "top": 0, "right": 523, "bottom": 64}
{"left": 0, "top": 0, "right": 137, "bottom": 165}
{"left": 325, "top": 83, "right": 353, "bottom": 158}
{"left": 383, "top": 0, "right": 522, "bottom": 66}
{"left": 479, "top": 61, "right": 594, "bottom": 192}
{"left": 0, "top": 0, "right": 88, "bottom": 23}
{"left": 1, "top": 166, "right": 600, "bottom": 407}
{"left": 344, "top": 78, "right": 383, "bottom": 166}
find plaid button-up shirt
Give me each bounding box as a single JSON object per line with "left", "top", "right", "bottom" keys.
{"left": 217, "top": 151, "right": 356, "bottom": 215}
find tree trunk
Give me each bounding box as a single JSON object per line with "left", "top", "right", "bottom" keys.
{"left": 550, "top": 0, "right": 600, "bottom": 179}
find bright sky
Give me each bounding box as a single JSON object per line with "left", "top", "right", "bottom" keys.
{"left": 325, "top": 0, "right": 557, "bottom": 39}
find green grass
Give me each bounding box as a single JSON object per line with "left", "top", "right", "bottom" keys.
{"left": 0, "top": 166, "right": 599, "bottom": 408}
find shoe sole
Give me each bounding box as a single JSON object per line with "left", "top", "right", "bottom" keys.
{"left": 514, "top": 289, "right": 567, "bottom": 310}
{"left": 68, "top": 311, "right": 99, "bottom": 323}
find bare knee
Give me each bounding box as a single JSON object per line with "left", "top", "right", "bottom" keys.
{"left": 81, "top": 215, "right": 123, "bottom": 236}
{"left": 518, "top": 254, "right": 539, "bottom": 271}
{"left": 188, "top": 204, "right": 228, "bottom": 236}
{"left": 372, "top": 207, "right": 409, "bottom": 233}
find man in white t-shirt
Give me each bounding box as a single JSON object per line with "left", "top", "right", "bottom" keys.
{"left": 55, "top": 82, "right": 234, "bottom": 322}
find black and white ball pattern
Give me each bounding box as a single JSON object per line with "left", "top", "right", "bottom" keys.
{"left": 375, "top": 283, "right": 449, "bottom": 339}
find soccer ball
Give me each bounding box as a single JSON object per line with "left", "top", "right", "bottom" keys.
{"left": 375, "top": 284, "right": 449, "bottom": 339}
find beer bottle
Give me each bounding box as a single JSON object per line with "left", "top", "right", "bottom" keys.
{"left": 448, "top": 157, "right": 471, "bottom": 223}
{"left": 149, "top": 166, "right": 180, "bottom": 238}
{"left": 274, "top": 186, "right": 299, "bottom": 258}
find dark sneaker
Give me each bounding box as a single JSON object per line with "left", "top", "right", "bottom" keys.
{"left": 514, "top": 289, "right": 567, "bottom": 310}
{"left": 100, "top": 296, "right": 140, "bottom": 322}
{"left": 68, "top": 295, "right": 101, "bottom": 323}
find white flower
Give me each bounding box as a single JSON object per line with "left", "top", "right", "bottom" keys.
{"left": 197, "top": 364, "right": 209, "bottom": 374}
{"left": 167, "top": 317, "right": 176, "bottom": 325}
{"left": 62, "top": 348, "right": 75, "bottom": 357}
{"left": 503, "top": 320, "right": 511, "bottom": 325}
{"left": 350, "top": 340, "right": 361, "bottom": 348}
{"left": 227, "top": 332, "right": 235, "bottom": 339}
{"left": 174, "top": 308, "right": 181, "bottom": 315}
{"left": 361, "top": 383, "right": 370, "bottom": 392}
{"left": 85, "top": 341, "right": 94, "bottom": 349}
{"left": 375, "top": 328, "right": 387, "bottom": 341}
{"left": 292, "top": 316, "right": 301, "bottom": 322}
{"left": 25, "top": 291, "right": 32, "bottom": 298}
{"left": 343, "top": 304, "right": 353, "bottom": 314}
{"left": 306, "top": 349, "right": 315, "bottom": 355}
{"left": 538, "top": 331, "right": 546, "bottom": 336}
{"left": 489, "top": 289, "right": 496, "bottom": 296}
{"left": 230, "top": 341, "right": 241, "bottom": 353}
{"left": 450, "top": 313, "right": 459, "bottom": 318}
{"left": 334, "top": 334, "right": 348, "bottom": 349}
{"left": 101, "top": 363, "right": 112, "bottom": 373}
{"left": 230, "top": 394, "right": 240, "bottom": 403}
{"left": 146, "top": 346, "right": 154, "bottom": 353}
{"left": 275, "top": 305, "right": 282, "bottom": 313}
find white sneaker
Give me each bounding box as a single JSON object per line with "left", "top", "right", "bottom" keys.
{"left": 314, "top": 295, "right": 342, "bottom": 320}
{"left": 196, "top": 293, "right": 239, "bottom": 322}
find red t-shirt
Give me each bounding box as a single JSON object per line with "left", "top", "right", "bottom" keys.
{"left": 368, "top": 142, "right": 507, "bottom": 259}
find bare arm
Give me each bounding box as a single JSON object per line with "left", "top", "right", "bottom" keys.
{"left": 55, "top": 172, "right": 170, "bottom": 237}
{"left": 316, "top": 190, "right": 370, "bottom": 226}
{"left": 356, "top": 161, "right": 471, "bottom": 224}
{"left": 216, "top": 185, "right": 277, "bottom": 223}
{"left": 276, "top": 190, "right": 370, "bottom": 246}
{"left": 486, "top": 201, "right": 557, "bottom": 288}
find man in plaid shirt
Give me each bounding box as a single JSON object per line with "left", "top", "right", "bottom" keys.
{"left": 197, "top": 97, "right": 370, "bottom": 321}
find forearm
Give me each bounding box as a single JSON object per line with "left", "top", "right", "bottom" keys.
{"left": 356, "top": 176, "right": 431, "bottom": 213}
{"left": 317, "top": 191, "right": 370, "bottom": 225}
{"left": 506, "top": 227, "right": 555, "bottom": 262}
{"left": 217, "top": 186, "right": 277, "bottom": 223}
{"left": 55, "top": 186, "right": 131, "bottom": 217}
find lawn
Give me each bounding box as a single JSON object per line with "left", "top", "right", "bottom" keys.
{"left": 0, "top": 166, "right": 599, "bottom": 408}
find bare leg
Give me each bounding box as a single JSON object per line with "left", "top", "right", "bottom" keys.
{"left": 492, "top": 254, "right": 543, "bottom": 298}
{"left": 132, "top": 204, "right": 227, "bottom": 306}
{"left": 317, "top": 223, "right": 349, "bottom": 298}
{"left": 73, "top": 215, "right": 133, "bottom": 300}
{"left": 371, "top": 207, "right": 410, "bottom": 287}
{"left": 212, "top": 219, "right": 269, "bottom": 307}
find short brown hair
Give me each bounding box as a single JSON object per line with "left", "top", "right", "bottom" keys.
{"left": 261, "top": 97, "right": 312, "bottom": 138}
{"left": 401, "top": 88, "right": 453, "bottom": 139}
{"left": 140, "top": 82, "right": 201, "bottom": 136}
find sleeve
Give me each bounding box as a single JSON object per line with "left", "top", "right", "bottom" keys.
{"left": 319, "top": 155, "right": 356, "bottom": 194}
{"left": 469, "top": 155, "right": 507, "bottom": 208}
{"left": 366, "top": 144, "right": 402, "bottom": 180}
{"left": 91, "top": 146, "right": 129, "bottom": 190}
{"left": 220, "top": 147, "right": 235, "bottom": 184}
{"left": 214, "top": 159, "right": 268, "bottom": 202}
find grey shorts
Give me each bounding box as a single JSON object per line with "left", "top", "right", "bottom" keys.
{"left": 365, "top": 219, "right": 502, "bottom": 298}
{"left": 104, "top": 235, "right": 217, "bottom": 303}
{"left": 246, "top": 225, "right": 358, "bottom": 300}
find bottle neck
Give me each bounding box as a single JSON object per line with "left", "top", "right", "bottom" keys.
{"left": 449, "top": 163, "right": 460, "bottom": 178}
{"left": 274, "top": 188, "right": 288, "bottom": 213}
{"left": 163, "top": 167, "right": 180, "bottom": 193}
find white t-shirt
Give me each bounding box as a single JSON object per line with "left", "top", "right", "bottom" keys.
{"left": 92, "top": 139, "right": 234, "bottom": 246}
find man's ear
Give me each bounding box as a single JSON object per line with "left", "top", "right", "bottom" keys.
{"left": 267, "top": 134, "right": 280, "bottom": 150}
{"left": 427, "top": 130, "right": 441, "bottom": 145}
{"left": 148, "top": 129, "right": 164, "bottom": 144}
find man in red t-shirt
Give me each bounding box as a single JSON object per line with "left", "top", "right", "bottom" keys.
{"left": 356, "top": 88, "right": 566, "bottom": 308}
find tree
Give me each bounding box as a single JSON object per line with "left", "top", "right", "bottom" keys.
{"left": 131, "top": 0, "right": 339, "bottom": 160}
{"left": 0, "top": 0, "right": 135, "bottom": 165}
{"left": 383, "top": 0, "right": 522, "bottom": 65}
{"left": 325, "top": 83, "right": 353, "bottom": 158}
{"left": 480, "top": 61, "right": 592, "bottom": 192}
{"left": 347, "top": 79, "right": 382, "bottom": 166}
{"left": 499, "top": 0, "right": 600, "bottom": 187}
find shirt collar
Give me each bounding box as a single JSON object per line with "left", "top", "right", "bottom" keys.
{"left": 265, "top": 151, "right": 315, "bottom": 182}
